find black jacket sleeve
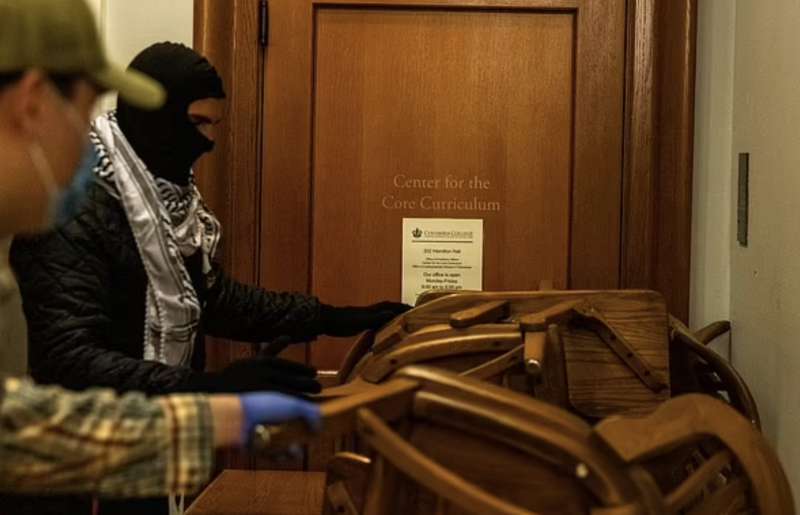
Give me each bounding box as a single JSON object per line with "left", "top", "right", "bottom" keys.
{"left": 9, "top": 188, "right": 195, "bottom": 395}
{"left": 202, "top": 264, "right": 324, "bottom": 344}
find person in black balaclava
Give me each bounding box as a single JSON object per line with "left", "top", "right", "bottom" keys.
{"left": 10, "top": 42, "right": 409, "bottom": 515}
{"left": 117, "top": 42, "right": 224, "bottom": 186}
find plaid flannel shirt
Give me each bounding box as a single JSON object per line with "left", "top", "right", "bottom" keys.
{"left": 0, "top": 376, "right": 214, "bottom": 497}
{"left": 0, "top": 238, "right": 215, "bottom": 498}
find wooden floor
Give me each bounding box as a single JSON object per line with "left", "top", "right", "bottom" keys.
{"left": 186, "top": 470, "right": 326, "bottom": 515}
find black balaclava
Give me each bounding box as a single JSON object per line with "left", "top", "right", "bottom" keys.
{"left": 117, "top": 42, "right": 226, "bottom": 185}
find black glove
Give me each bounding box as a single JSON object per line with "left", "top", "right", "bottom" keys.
{"left": 185, "top": 357, "right": 322, "bottom": 394}
{"left": 258, "top": 334, "right": 305, "bottom": 357}
{"left": 320, "top": 301, "right": 412, "bottom": 337}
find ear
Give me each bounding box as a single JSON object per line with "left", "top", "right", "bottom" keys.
{"left": 7, "top": 70, "right": 50, "bottom": 135}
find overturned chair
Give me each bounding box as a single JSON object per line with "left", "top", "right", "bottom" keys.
{"left": 255, "top": 367, "right": 794, "bottom": 515}
{"left": 326, "top": 290, "right": 674, "bottom": 421}
{"left": 319, "top": 289, "right": 760, "bottom": 429}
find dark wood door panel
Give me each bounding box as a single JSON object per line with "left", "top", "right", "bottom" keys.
{"left": 193, "top": 0, "right": 696, "bottom": 373}
{"left": 259, "top": 0, "right": 625, "bottom": 370}
{"left": 311, "top": 7, "right": 577, "bottom": 369}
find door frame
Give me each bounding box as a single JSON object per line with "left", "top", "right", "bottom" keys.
{"left": 193, "top": 0, "right": 697, "bottom": 338}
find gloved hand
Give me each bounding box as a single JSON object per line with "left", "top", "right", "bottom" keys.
{"left": 320, "top": 301, "right": 412, "bottom": 337}
{"left": 239, "top": 392, "right": 321, "bottom": 445}
{"left": 258, "top": 334, "right": 298, "bottom": 357}
{"left": 188, "top": 357, "right": 322, "bottom": 394}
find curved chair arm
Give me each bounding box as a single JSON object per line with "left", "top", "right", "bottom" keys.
{"left": 694, "top": 320, "right": 731, "bottom": 346}
{"left": 254, "top": 378, "right": 420, "bottom": 451}
{"left": 669, "top": 315, "right": 760, "bottom": 429}
{"left": 338, "top": 331, "right": 377, "bottom": 384}
{"left": 363, "top": 328, "right": 522, "bottom": 382}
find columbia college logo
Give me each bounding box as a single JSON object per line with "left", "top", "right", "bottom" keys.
{"left": 412, "top": 228, "right": 423, "bottom": 238}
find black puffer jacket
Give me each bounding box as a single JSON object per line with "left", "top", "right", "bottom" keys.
{"left": 10, "top": 180, "right": 323, "bottom": 395}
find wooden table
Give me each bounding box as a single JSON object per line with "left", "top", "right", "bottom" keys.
{"left": 186, "top": 470, "right": 326, "bottom": 515}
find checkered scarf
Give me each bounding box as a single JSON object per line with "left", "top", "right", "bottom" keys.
{"left": 89, "top": 113, "right": 221, "bottom": 367}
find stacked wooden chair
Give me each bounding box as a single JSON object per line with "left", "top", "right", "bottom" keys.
{"left": 255, "top": 366, "right": 794, "bottom": 515}
{"left": 324, "top": 290, "right": 672, "bottom": 421}
{"left": 261, "top": 366, "right": 645, "bottom": 514}
{"left": 253, "top": 289, "right": 792, "bottom": 514}
{"left": 321, "top": 289, "right": 762, "bottom": 429}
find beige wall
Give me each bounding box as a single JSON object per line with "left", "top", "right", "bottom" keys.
{"left": 90, "top": 0, "right": 194, "bottom": 111}
{"left": 697, "top": 0, "right": 800, "bottom": 506}
{"left": 729, "top": 0, "right": 800, "bottom": 503}
{"left": 102, "top": 0, "right": 194, "bottom": 66}
{"left": 691, "top": 0, "right": 735, "bottom": 360}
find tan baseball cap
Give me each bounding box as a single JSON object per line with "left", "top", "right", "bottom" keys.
{"left": 0, "top": 0, "right": 165, "bottom": 109}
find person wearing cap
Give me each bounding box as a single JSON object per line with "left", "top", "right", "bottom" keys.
{"left": 10, "top": 41, "right": 410, "bottom": 399}
{"left": 0, "top": 0, "right": 320, "bottom": 506}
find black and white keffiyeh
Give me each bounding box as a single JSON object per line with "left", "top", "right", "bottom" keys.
{"left": 89, "top": 112, "right": 221, "bottom": 367}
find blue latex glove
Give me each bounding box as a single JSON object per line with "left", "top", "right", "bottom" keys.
{"left": 239, "top": 392, "right": 321, "bottom": 445}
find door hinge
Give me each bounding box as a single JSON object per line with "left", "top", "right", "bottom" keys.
{"left": 259, "top": 0, "right": 269, "bottom": 47}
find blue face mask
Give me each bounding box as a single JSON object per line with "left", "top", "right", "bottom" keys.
{"left": 28, "top": 141, "right": 98, "bottom": 229}
{"left": 52, "top": 143, "right": 98, "bottom": 226}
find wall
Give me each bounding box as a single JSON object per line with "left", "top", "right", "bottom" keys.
{"left": 690, "top": 0, "right": 734, "bottom": 364}
{"left": 694, "top": 0, "right": 800, "bottom": 504}
{"left": 729, "top": 0, "right": 800, "bottom": 504}
{"left": 88, "top": 0, "right": 194, "bottom": 111}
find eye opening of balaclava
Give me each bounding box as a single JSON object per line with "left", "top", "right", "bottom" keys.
{"left": 117, "top": 42, "right": 226, "bottom": 185}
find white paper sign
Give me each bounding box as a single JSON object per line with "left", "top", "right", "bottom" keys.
{"left": 402, "top": 218, "right": 484, "bottom": 305}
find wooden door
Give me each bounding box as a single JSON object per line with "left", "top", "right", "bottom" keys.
{"left": 260, "top": 0, "right": 626, "bottom": 371}
{"left": 194, "top": 0, "right": 697, "bottom": 477}
{"left": 195, "top": 0, "right": 698, "bottom": 377}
